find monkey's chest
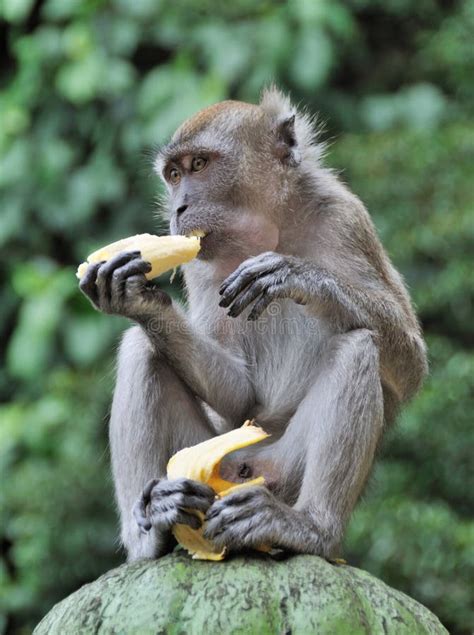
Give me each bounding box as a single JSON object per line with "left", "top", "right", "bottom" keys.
{"left": 241, "top": 302, "right": 333, "bottom": 419}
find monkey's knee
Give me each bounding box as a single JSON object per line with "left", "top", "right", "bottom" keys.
{"left": 340, "top": 328, "right": 378, "bottom": 358}
{"left": 117, "top": 325, "right": 188, "bottom": 401}
{"left": 326, "top": 328, "right": 380, "bottom": 383}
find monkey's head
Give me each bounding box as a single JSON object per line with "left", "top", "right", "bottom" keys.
{"left": 154, "top": 88, "right": 320, "bottom": 267}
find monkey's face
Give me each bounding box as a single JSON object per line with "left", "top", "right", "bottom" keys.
{"left": 154, "top": 102, "right": 297, "bottom": 267}
{"left": 160, "top": 148, "right": 280, "bottom": 264}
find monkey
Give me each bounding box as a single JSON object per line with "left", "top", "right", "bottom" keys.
{"left": 79, "top": 88, "right": 427, "bottom": 562}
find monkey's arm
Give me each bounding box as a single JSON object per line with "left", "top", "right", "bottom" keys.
{"left": 219, "top": 249, "right": 427, "bottom": 404}
{"left": 79, "top": 252, "right": 254, "bottom": 425}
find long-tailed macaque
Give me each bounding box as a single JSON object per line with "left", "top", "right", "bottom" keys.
{"left": 80, "top": 88, "right": 427, "bottom": 562}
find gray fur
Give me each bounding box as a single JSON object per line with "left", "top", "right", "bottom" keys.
{"left": 80, "top": 88, "right": 427, "bottom": 560}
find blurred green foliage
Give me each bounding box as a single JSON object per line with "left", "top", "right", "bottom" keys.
{"left": 0, "top": 1, "right": 472, "bottom": 633}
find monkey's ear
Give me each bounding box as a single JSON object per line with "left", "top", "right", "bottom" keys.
{"left": 274, "top": 114, "right": 301, "bottom": 167}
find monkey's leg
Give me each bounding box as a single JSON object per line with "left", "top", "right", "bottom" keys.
{"left": 110, "top": 325, "right": 216, "bottom": 562}
{"left": 204, "top": 329, "right": 384, "bottom": 557}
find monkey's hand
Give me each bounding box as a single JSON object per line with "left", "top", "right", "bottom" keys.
{"left": 218, "top": 252, "right": 319, "bottom": 320}
{"left": 133, "top": 477, "right": 215, "bottom": 534}
{"left": 79, "top": 251, "right": 171, "bottom": 319}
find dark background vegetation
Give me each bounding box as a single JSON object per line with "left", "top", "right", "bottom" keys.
{"left": 1, "top": 1, "right": 472, "bottom": 633}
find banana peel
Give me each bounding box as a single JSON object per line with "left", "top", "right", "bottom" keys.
{"left": 167, "top": 421, "right": 269, "bottom": 560}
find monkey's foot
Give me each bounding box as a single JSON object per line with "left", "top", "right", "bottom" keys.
{"left": 133, "top": 477, "right": 215, "bottom": 533}
{"left": 203, "top": 485, "right": 284, "bottom": 550}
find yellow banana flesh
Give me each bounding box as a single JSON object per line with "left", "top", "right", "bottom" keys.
{"left": 167, "top": 421, "right": 269, "bottom": 560}
{"left": 76, "top": 233, "right": 202, "bottom": 280}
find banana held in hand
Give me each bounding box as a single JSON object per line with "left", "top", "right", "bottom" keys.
{"left": 167, "top": 421, "right": 269, "bottom": 560}
{"left": 76, "top": 233, "right": 203, "bottom": 280}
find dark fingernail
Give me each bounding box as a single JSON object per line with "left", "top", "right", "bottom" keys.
{"left": 219, "top": 298, "right": 229, "bottom": 308}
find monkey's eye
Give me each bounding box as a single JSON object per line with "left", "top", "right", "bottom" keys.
{"left": 191, "top": 156, "right": 208, "bottom": 172}
{"left": 168, "top": 167, "right": 181, "bottom": 185}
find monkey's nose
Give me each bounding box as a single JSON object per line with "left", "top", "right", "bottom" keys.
{"left": 176, "top": 204, "right": 188, "bottom": 216}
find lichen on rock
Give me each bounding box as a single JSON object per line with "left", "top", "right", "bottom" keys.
{"left": 34, "top": 551, "right": 448, "bottom": 635}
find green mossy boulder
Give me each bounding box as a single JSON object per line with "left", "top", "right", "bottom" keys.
{"left": 34, "top": 551, "right": 447, "bottom": 634}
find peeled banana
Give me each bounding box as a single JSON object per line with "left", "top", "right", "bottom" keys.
{"left": 76, "top": 233, "right": 202, "bottom": 280}
{"left": 167, "top": 421, "right": 269, "bottom": 560}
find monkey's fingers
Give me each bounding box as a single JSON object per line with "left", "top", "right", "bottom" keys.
{"left": 219, "top": 251, "right": 280, "bottom": 293}
{"left": 178, "top": 494, "right": 215, "bottom": 513}
{"left": 96, "top": 251, "right": 141, "bottom": 303}
{"left": 79, "top": 261, "right": 105, "bottom": 307}
{"left": 248, "top": 289, "right": 281, "bottom": 321}
{"left": 204, "top": 488, "right": 269, "bottom": 545}
{"left": 109, "top": 259, "right": 152, "bottom": 309}
{"left": 133, "top": 499, "right": 152, "bottom": 533}
{"left": 133, "top": 478, "right": 160, "bottom": 532}
{"left": 142, "top": 477, "right": 161, "bottom": 502}
{"left": 206, "top": 486, "right": 261, "bottom": 522}
{"left": 204, "top": 516, "right": 253, "bottom": 546}
{"left": 226, "top": 275, "right": 280, "bottom": 318}
{"left": 219, "top": 253, "right": 282, "bottom": 306}
{"left": 148, "top": 504, "right": 202, "bottom": 531}
{"left": 110, "top": 257, "right": 152, "bottom": 292}
{"left": 152, "top": 477, "right": 215, "bottom": 501}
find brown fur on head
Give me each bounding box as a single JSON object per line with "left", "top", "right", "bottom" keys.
{"left": 154, "top": 88, "right": 322, "bottom": 267}
{"left": 171, "top": 100, "right": 258, "bottom": 143}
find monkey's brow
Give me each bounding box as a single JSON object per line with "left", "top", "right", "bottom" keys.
{"left": 157, "top": 141, "right": 210, "bottom": 164}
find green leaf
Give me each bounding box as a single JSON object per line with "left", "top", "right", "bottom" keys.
{"left": 290, "top": 27, "right": 333, "bottom": 90}
{"left": 0, "top": 0, "right": 35, "bottom": 22}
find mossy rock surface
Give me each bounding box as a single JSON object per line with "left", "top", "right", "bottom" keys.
{"left": 34, "top": 550, "right": 447, "bottom": 635}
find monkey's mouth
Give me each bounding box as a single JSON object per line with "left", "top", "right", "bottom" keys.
{"left": 185, "top": 229, "right": 207, "bottom": 239}
{"left": 185, "top": 229, "right": 214, "bottom": 257}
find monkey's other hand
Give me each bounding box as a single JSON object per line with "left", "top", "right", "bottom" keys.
{"left": 133, "top": 477, "right": 216, "bottom": 534}
{"left": 219, "top": 252, "right": 313, "bottom": 320}
{"left": 204, "top": 485, "right": 283, "bottom": 551}
{"left": 79, "top": 251, "right": 171, "bottom": 319}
